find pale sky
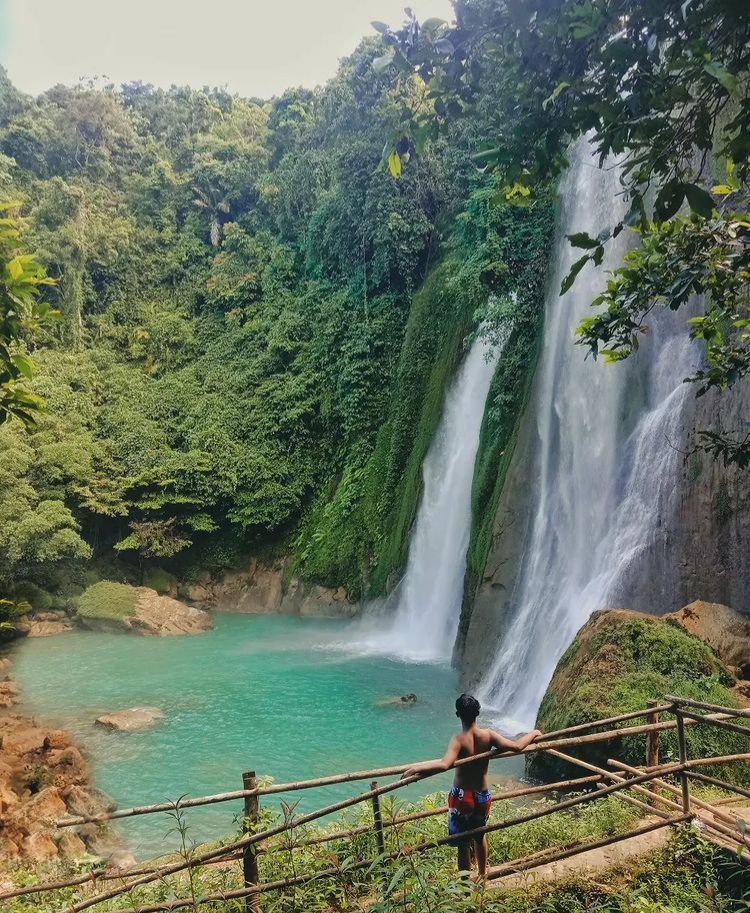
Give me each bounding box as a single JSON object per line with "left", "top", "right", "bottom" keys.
{"left": 0, "top": 0, "right": 455, "bottom": 99}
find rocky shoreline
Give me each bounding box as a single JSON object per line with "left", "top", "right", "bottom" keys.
{"left": 0, "top": 653, "right": 121, "bottom": 869}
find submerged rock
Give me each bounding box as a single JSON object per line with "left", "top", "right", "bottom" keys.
{"left": 95, "top": 707, "right": 165, "bottom": 732}
{"left": 529, "top": 608, "right": 749, "bottom": 782}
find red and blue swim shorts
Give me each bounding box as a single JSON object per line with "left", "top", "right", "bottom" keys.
{"left": 447, "top": 786, "right": 492, "bottom": 845}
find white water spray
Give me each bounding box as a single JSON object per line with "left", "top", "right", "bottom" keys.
{"left": 479, "top": 140, "right": 699, "bottom": 729}
{"left": 362, "top": 336, "right": 497, "bottom": 662}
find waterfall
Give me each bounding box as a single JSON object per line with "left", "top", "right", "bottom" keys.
{"left": 361, "top": 336, "right": 497, "bottom": 662}
{"left": 478, "top": 140, "right": 699, "bottom": 729}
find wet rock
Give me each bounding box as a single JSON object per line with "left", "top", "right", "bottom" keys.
{"left": 95, "top": 707, "right": 165, "bottom": 732}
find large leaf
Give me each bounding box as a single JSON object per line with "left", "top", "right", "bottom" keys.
{"left": 560, "top": 254, "right": 589, "bottom": 295}
{"left": 567, "top": 231, "right": 600, "bottom": 249}
{"left": 387, "top": 151, "right": 402, "bottom": 178}
{"left": 684, "top": 183, "right": 715, "bottom": 218}
{"left": 654, "top": 181, "right": 685, "bottom": 222}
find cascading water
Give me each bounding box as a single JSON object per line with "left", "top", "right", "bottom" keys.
{"left": 362, "top": 336, "right": 497, "bottom": 662}
{"left": 479, "top": 139, "right": 699, "bottom": 729}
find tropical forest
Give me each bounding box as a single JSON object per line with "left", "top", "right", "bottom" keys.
{"left": 1, "top": 0, "right": 750, "bottom": 910}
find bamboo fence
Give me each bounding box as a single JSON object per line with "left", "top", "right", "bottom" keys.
{"left": 2, "top": 696, "right": 749, "bottom": 912}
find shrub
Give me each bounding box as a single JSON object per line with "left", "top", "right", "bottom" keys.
{"left": 76, "top": 581, "right": 138, "bottom": 620}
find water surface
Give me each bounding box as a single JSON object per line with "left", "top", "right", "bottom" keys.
{"left": 12, "top": 614, "right": 522, "bottom": 858}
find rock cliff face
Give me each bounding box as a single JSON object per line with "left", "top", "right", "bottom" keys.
{"left": 456, "top": 372, "right": 750, "bottom": 687}
{"left": 185, "top": 558, "right": 358, "bottom": 618}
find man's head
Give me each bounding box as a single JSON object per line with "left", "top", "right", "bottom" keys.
{"left": 455, "top": 693, "right": 481, "bottom": 726}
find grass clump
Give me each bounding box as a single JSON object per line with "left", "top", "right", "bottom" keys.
{"left": 76, "top": 581, "right": 138, "bottom": 621}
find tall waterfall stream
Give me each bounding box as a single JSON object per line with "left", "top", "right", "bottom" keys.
{"left": 357, "top": 336, "right": 497, "bottom": 662}
{"left": 477, "top": 141, "right": 699, "bottom": 728}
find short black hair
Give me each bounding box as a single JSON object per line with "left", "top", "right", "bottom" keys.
{"left": 455, "top": 693, "right": 481, "bottom": 724}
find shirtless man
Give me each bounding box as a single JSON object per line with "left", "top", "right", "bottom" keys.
{"left": 401, "top": 693, "right": 542, "bottom": 879}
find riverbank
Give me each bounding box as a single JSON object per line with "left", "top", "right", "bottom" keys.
{"left": 0, "top": 651, "right": 118, "bottom": 867}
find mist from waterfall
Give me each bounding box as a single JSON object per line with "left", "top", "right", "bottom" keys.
{"left": 360, "top": 336, "right": 497, "bottom": 662}
{"left": 478, "top": 140, "right": 699, "bottom": 729}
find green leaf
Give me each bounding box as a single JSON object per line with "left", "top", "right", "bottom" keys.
{"left": 422, "top": 17, "right": 446, "bottom": 32}
{"left": 561, "top": 254, "right": 589, "bottom": 295}
{"left": 654, "top": 181, "right": 685, "bottom": 222}
{"left": 703, "top": 60, "right": 739, "bottom": 97}
{"left": 567, "top": 231, "right": 600, "bottom": 249}
{"left": 11, "top": 353, "right": 34, "bottom": 379}
{"left": 371, "top": 20, "right": 389, "bottom": 34}
{"left": 543, "top": 81, "right": 570, "bottom": 110}
{"left": 387, "top": 151, "right": 402, "bottom": 178}
{"left": 684, "top": 183, "right": 714, "bottom": 218}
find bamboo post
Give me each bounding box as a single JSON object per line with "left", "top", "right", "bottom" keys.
{"left": 242, "top": 771, "right": 260, "bottom": 913}
{"left": 370, "top": 780, "right": 385, "bottom": 857}
{"left": 675, "top": 709, "right": 691, "bottom": 815}
{"left": 646, "top": 700, "right": 660, "bottom": 808}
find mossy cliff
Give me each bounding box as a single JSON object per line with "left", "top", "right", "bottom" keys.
{"left": 528, "top": 609, "right": 750, "bottom": 782}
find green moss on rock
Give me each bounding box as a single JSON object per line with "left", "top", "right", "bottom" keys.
{"left": 529, "top": 609, "right": 750, "bottom": 784}
{"left": 77, "top": 581, "right": 138, "bottom": 621}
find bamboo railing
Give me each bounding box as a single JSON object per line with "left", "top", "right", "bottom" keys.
{"left": 2, "top": 696, "right": 749, "bottom": 912}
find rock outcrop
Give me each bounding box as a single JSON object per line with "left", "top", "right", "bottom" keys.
{"left": 95, "top": 707, "right": 165, "bottom": 732}
{"left": 78, "top": 584, "right": 213, "bottom": 636}
{"left": 185, "top": 558, "right": 358, "bottom": 618}
{"left": 0, "top": 655, "right": 116, "bottom": 866}
{"left": 666, "top": 600, "right": 750, "bottom": 675}
{"left": 529, "top": 608, "right": 750, "bottom": 782}
{"left": 14, "top": 610, "right": 73, "bottom": 637}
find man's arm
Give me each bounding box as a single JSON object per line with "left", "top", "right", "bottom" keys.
{"left": 489, "top": 729, "right": 543, "bottom": 753}
{"left": 400, "top": 735, "right": 462, "bottom": 780}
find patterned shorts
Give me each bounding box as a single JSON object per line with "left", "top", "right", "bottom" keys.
{"left": 447, "top": 786, "right": 492, "bottom": 846}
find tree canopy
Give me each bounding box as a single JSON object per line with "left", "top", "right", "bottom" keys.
{"left": 377, "top": 0, "right": 750, "bottom": 463}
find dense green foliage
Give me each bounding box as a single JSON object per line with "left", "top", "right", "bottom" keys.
{"left": 378, "top": 0, "right": 750, "bottom": 464}
{"left": 5, "top": 795, "right": 746, "bottom": 913}
{"left": 0, "top": 36, "right": 551, "bottom": 602}
{"left": 530, "top": 612, "right": 750, "bottom": 782}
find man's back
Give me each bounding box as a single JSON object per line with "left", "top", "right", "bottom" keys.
{"left": 452, "top": 727, "right": 494, "bottom": 791}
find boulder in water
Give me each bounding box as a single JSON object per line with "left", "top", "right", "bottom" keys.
{"left": 95, "top": 707, "right": 165, "bottom": 732}
{"left": 77, "top": 582, "right": 213, "bottom": 636}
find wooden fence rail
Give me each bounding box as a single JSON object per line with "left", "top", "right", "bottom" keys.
{"left": 2, "top": 698, "right": 748, "bottom": 913}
